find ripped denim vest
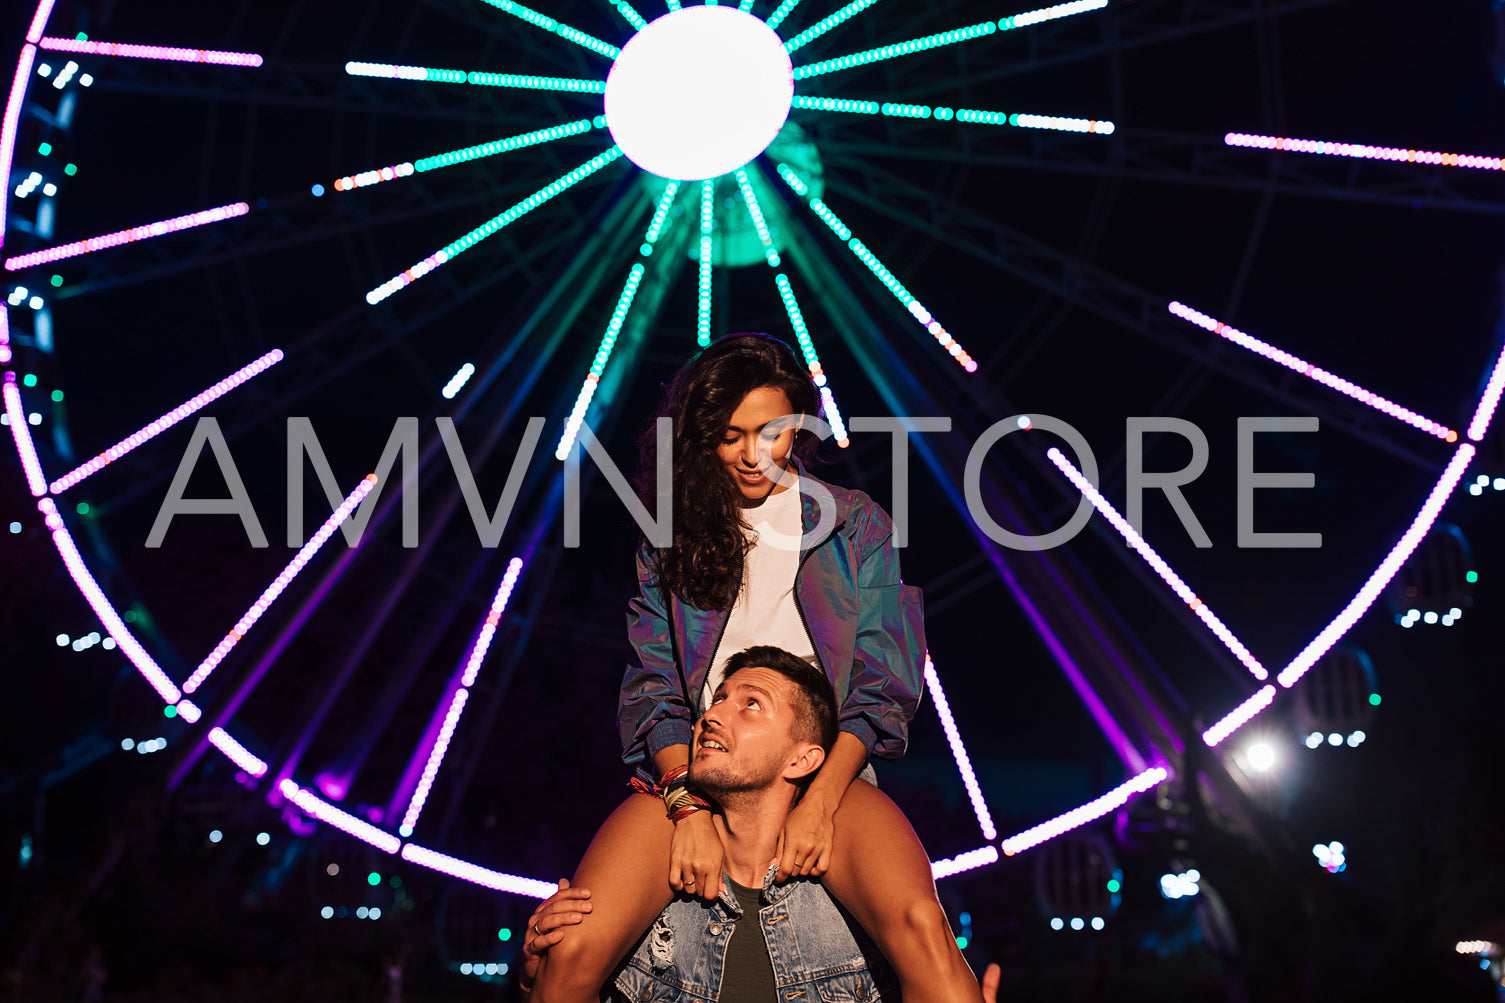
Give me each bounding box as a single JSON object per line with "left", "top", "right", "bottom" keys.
{"left": 609, "top": 866, "right": 896, "bottom": 1001}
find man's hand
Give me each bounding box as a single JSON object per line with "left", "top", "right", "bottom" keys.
{"left": 668, "top": 810, "right": 724, "bottom": 901}
{"left": 774, "top": 795, "right": 834, "bottom": 882}
{"left": 518, "top": 879, "right": 592, "bottom": 997}
{"left": 982, "top": 963, "right": 1001, "bottom": 1003}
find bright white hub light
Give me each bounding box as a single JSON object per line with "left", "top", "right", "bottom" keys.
{"left": 605, "top": 7, "right": 793, "bottom": 181}
{"left": 1245, "top": 741, "right": 1276, "bottom": 772}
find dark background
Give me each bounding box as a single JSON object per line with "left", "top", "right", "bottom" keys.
{"left": 3, "top": 0, "right": 1505, "bottom": 999}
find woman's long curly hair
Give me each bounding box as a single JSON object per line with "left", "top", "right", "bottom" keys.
{"left": 634, "top": 333, "right": 822, "bottom": 610}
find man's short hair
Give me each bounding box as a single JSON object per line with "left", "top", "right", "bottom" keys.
{"left": 723, "top": 646, "right": 837, "bottom": 752}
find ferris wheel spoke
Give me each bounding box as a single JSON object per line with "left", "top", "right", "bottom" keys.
{"left": 182, "top": 474, "right": 379, "bottom": 696}
{"left": 783, "top": 0, "right": 888, "bottom": 55}
{"left": 606, "top": 0, "right": 649, "bottom": 32}
{"left": 37, "top": 37, "right": 264, "bottom": 67}
{"left": 344, "top": 61, "right": 605, "bottom": 95}
{"left": 1225, "top": 131, "right": 1505, "bottom": 174}
{"left": 697, "top": 180, "right": 714, "bottom": 347}
{"left": 923, "top": 654, "right": 998, "bottom": 840}
{"left": 3, "top": 202, "right": 249, "bottom": 272}
{"left": 793, "top": 19, "right": 997, "bottom": 80}
{"left": 764, "top": 0, "right": 804, "bottom": 30}
{"left": 794, "top": 95, "right": 1115, "bottom": 136}
{"left": 330, "top": 119, "right": 601, "bottom": 192}
{"left": 774, "top": 162, "right": 977, "bottom": 371}
{"left": 366, "top": 146, "right": 624, "bottom": 304}
{"left": 1167, "top": 302, "right": 1458, "bottom": 443}
{"left": 557, "top": 183, "right": 681, "bottom": 458}
{"left": 472, "top": 0, "right": 622, "bottom": 59}
{"left": 820, "top": 162, "right": 1449, "bottom": 470}
{"left": 48, "top": 349, "right": 284, "bottom": 495}
{"left": 1046, "top": 447, "right": 1271, "bottom": 682}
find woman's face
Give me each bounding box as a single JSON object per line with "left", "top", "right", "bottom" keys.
{"left": 717, "top": 386, "right": 799, "bottom": 503}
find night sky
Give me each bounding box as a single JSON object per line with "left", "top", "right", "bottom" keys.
{"left": 3, "top": 0, "right": 1505, "bottom": 999}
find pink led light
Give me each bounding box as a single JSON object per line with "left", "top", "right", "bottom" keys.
{"left": 175, "top": 699, "right": 202, "bottom": 723}
{"left": 1276, "top": 443, "right": 1476, "bottom": 689}
{"left": 400, "top": 688, "right": 470, "bottom": 834}
{"left": 1225, "top": 131, "right": 1505, "bottom": 172}
{"left": 280, "top": 779, "right": 400, "bottom": 853}
{"left": 931, "top": 845, "right": 1000, "bottom": 879}
{"left": 25, "top": 0, "right": 57, "bottom": 43}
{"left": 1046, "top": 447, "right": 1269, "bottom": 681}
{"left": 1000, "top": 766, "right": 1170, "bottom": 856}
{"left": 209, "top": 726, "right": 267, "bottom": 777}
{"left": 183, "top": 474, "right": 378, "bottom": 694}
{"left": 1, "top": 306, "right": 10, "bottom": 363}
{"left": 924, "top": 655, "right": 997, "bottom": 839}
{"left": 37, "top": 497, "right": 183, "bottom": 704}
{"left": 1168, "top": 302, "right": 1456, "bottom": 442}
{"left": 37, "top": 37, "right": 264, "bottom": 67}
{"left": 4, "top": 202, "right": 251, "bottom": 271}
{"left": 49, "top": 349, "right": 283, "bottom": 493}
{"left": 460, "top": 557, "right": 525, "bottom": 688}
{"left": 1201, "top": 685, "right": 1275, "bottom": 747}
{"left": 400, "top": 843, "right": 557, "bottom": 899}
{"left": 0, "top": 43, "right": 39, "bottom": 249}
{"left": 332, "top": 162, "right": 414, "bottom": 192}
{"left": 4, "top": 374, "right": 48, "bottom": 496}
{"left": 1466, "top": 342, "right": 1505, "bottom": 442}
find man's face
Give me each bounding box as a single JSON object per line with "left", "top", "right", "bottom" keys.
{"left": 690, "top": 667, "right": 806, "bottom": 796}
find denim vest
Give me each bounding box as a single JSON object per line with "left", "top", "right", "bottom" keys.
{"left": 609, "top": 866, "right": 896, "bottom": 1001}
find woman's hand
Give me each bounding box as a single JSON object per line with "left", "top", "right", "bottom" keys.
{"left": 774, "top": 795, "right": 835, "bottom": 882}
{"left": 668, "top": 810, "right": 724, "bottom": 901}
{"left": 519, "top": 879, "right": 592, "bottom": 998}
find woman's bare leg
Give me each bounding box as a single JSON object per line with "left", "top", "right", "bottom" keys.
{"left": 820, "top": 779, "right": 984, "bottom": 1003}
{"left": 532, "top": 794, "right": 675, "bottom": 1003}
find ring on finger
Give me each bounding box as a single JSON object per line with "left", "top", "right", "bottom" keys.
{"left": 533, "top": 922, "right": 542, "bottom": 935}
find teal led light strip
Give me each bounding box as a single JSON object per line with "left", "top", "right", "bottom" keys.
{"left": 474, "top": 0, "right": 621, "bottom": 58}
{"left": 367, "top": 147, "right": 623, "bottom": 304}
{"left": 784, "top": 0, "right": 884, "bottom": 53}
{"left": 773, "top": 273, "right": 849, "bottom": 447}
{"left": 999, "top": 0, "right": 1107, "bottom": 31}
{"left": 415, "top": 120, "right": 597, "bottom": 172}
{"left": 345, "top": 62, "right": 605, "bottom": 92}
{"left": 765, "top": 0, "right": 803, "bottom": 29}
{"left": 739, "top": 0, "right": 757, "bottom": 11}
{"left": 698, "top": 180, "right": 714, "bottom": 347}
{"left": 733, "top": 169, "right": 780, "bottom": 267}
{"left": 609, "top": 0, "right": 648, "bottom": 31}
{"left": 639, "top": 180, "right": 680, "bottom": 255}
{"left": 794, "top": 20, "right": 994, "bottom": 79}
{"left": 791, "top": 95, "right": 879, "bottom": 114}
{"left": 774, "top": 164, "right": 976, "bottom": 371}
{"left": 556, "top": 262, "right": 648, "bottom": 459}
{"left": 666, "top": 0, "right": 682, "bottom": 10}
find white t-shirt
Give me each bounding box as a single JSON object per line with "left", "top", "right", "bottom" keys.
{"left": 700, "top": 473, "right": 817, "bottom": 711}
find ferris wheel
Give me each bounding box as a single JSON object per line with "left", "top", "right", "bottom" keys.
{"left": 3, "top": 0, "right": 1503, "bottom": 921}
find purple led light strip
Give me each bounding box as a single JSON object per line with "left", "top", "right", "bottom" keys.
{"left": 209, "top": 726, "right": 267, "bottom": 777}
{"left": 1225, "top": 131, "right": 1505, "bottom": 172}
{"left": 25, "top": 0, "right": 57, "bottom": 43}
{"left": 3, "top": 373, "right": 47, "bottom": 496}
{"left": 931, "top": 845, "right": 999, "bottom": 879}
{"left": 1001, "top": 766, "right": 1169, "bottom": 856}
{"left": 924, "top": 655, "right": 997, "bottom": 839}
{"left": 1045, "top": 447, "right": 1270, "bottom": 681}
{"left": 1201, "top": 685, "right": 1275, "bottom": 747}
{"left": 1168, "top": 301, "right": 1457, "bottom": 442}
{"left": 49, "top": 349, "right": 283, "bottom": 494}
{"left": 1, "top": 305, "right": 10, "bottom": 365}
{"left": 399, "top": 689, "right": 470, "bottom": 834}
{"left": 176, "top": 699, "right": 201, "bottom": 723}
{"left": 4, "top": 202, "right": 251, "bottom": 271}
{"left": 400, "top": 843, "right": 557, "bottom": 898}
{"left": 183, "top": 474, "right": 379, "bottom": 695}
{"left": 36, "top": 497, "right": 182, "bottom": 704}
{"left": 1467, "top": 342, "right": 1505, "bottom": 442}
{"left": 401, "top": 557, "right": 526, "bottom": 834}
{"left": 280, "top": 780, "right": 401, "bottom": 854}
{"left": 0, "top": 42, "right": 38, "bottom": 250}
{"left": 37, "top": 37, "right": 263, "bottom": 66}
{"left": 1274, "top": 442, "right": 1476, "bottom": 689}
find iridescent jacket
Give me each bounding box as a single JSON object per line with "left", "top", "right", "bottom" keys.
{"left": 619, "top": 466, "right": 927, "bottom": 767}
